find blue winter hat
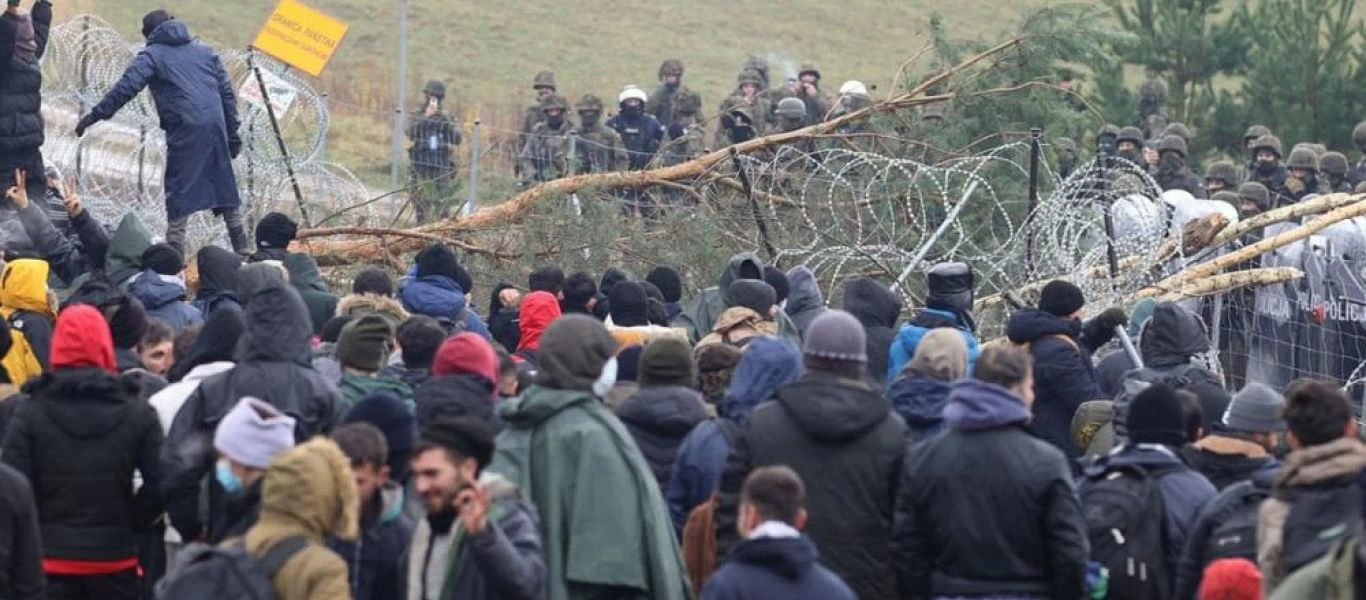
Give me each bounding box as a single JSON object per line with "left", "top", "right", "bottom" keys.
{"left": 720, "top": 336, "right": 804, "bottom": 422}
{"left": 343, "top": 392, "right": 417, "bottom": 454}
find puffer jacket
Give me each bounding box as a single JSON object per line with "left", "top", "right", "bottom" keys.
{"left": 0, "top": 2, "right": 52, "bottom": 156}
{"left": 716, "top": 371, "right": 906, "bottom": 600}
{"left": 242, "top": 438, "right": 358, "bottom": 600}
{"left": 843, "top": 278, "right": 902, "bottom": 387}
{"left": 0, "top": 258, "right": 54, "bottom": 378}
{"left": 886, "top": 308, "right": 980, "bottom": 386}
{"left": 162, "top": 285, "right": 342, "bottom": 542}
{"left": 1005, "top": 308, "right": 1109, "bottom": 460}
{"left": 399, "top": 275, "right": 491, "bottom": 340}
{"left": 615, "top": 385, "right": 709, "bottom": 490}
{"left": 129, "top": 270, "right": 204, "bottom": 333}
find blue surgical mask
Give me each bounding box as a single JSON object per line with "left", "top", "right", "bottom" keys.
{"left": 216, "top": 460, "right": 243, "bottom": 494}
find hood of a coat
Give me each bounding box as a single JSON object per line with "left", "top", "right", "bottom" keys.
{"left": 731, "top": 536, "right": 820, "bottom": 580}
{"left": 616, "top": 385, "right": 709, "bottom": 437}
{"left": 842, "top": 278, "right": 900, "bottom": 330}
{"left": 259, "top": 438, "right": 360, "bottom": 541}
{"left": 1182, "top": 439, "right": 1274, "bottom": 486}
{"left": 235, "top": 263, "right": 287, "bottom": 306}
{"left": 1276, "top": 437, "right": 1366, "bottom": 489}
{"left": 399, "top": 275, "right": 468, "bottom": 320}
{"left": 499, "top": 384, "right": 596, "bottom": 428}
{"left": 52, "top": 304, "right": 117, "bottom": 372}
{"left": 32, "top": 368, "right": 139, "bottom": 438}
{"left": 784, "top": 266, "right": 825, "bottom": 315}
{"left": 711, "top": 306, "right": 773, "bottom": 336}
{"left": 0, "top": 258, "right": 53, "bottom": 318}
{"left": 130, "top": 271, "right": 188, "bottom": 309}
{"left": 194, "top": 245, "right": 242, "bottom": 299}
{"left": 488, "top": 282, "right": 517, "bottom": 318}
{"left": 283, "top": 253, "right": 330, "bottom": 294}
{"left": 1005, "top": 307, "right": 1081, "bottom": 343}
{"left": 147, "top": 19, "right": 193, "bottom": 46}
{"left": 103, "top": 213, "right": 153, "bottom": 279}
{"left": 336, "top": 293, "right": 409, "bottom": 324}
{"left": 887, "top": 375, "right": 952, "bottom": 427}
{"left": 238, "top": 285, "right": 313, "bottom": 366}
{"left": 1140, "top": 302, "right": 1210, "bottom": 367}
{"left": 719, "top": 336, "right": 804, "bottom": 422}
{"left": 772, "top": 372, "right": 891, "bottom": 442}
{"left": 414, "top": 374, "right": 495, "bottom": 427}
{"left": 517, "top": 291, "right": 562, "bottom": 352}
{"left": 719, "top": 253, "right": 765, "bottom": 305}
{"left": 169, "top": 305, "right": 245, "bottom": 382}
{"left": 943, "top": 379, "right": 1031, "bottom": 431}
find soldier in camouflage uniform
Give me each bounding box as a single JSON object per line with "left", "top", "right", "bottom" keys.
{"left": 406, "top": 80, "right": 462, "bottom": 223}
{"left": 570, "top": 94, "right": 626, "bottom": 174}
{"left": 518, "top": 70, "right": 558, "bottom": 174}
{"left": 1320, "top": 151, "right": 1352, "bottom": 193}
{"left": 1054, "top": 137, "right": 1079, "bottom": 179}
{"left": 1116, "top": 126, "right": 1146, "bottom": 167}
{"left": 716, "top": 69, "right": 772, "bottom": 147}
{"left": 1203, "top": 160, "right": 1239, "bottom": 194}
{"left": 1282, "top": 146, "right": 1327, "bottom": 203}
{"left": 1350, "top": 122, "right": 1366, "bottom": 186}
{"left": 793, "top": 62, "right": 832, "bottom": 125}
{"left": 1152, "top": 135, "right": 1205, "bottom": 198}
{"left": 1136, "top": 79, "right": 1169, "bottom": 139}
{"left": 518, "top": 94, "right": 574, "bottom": 185}
{"left": 662, "top": 89, "right": 706, "bottom": 167}
{"left": 646, "top": 59, "right": 700, "bottom": 128}
{"left": 1236, "top": 181, "right": 1271, "bottom": 218}
{"left": 1242, "top": 124, "right": 1272, "bottom": 180}
{"left": 1248, "top": 135, "right": 1289, "bottom": 204}
{"left": 719, "top": 106, "right": 760, "bottom": 146}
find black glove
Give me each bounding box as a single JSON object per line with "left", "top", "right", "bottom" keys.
{"left": 1097, "top": 307, "right": 1128, "bottom": 330}
{"left": 75, "top": 114, "right": 96, "bottom": 138}
{"left": 228, "top": 135, "right": 242, "bottom": 159}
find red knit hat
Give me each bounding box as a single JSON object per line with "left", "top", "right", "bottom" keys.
{"left": 51, "top": 304, "right": 116, "bottom": 373}
{"left": 432, "top": 333, "right": 498, "bottom": 385}
{"left": 1198, "top": 558, "right": 1262, "bottom": 600}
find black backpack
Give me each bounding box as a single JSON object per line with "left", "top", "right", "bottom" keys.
{"left": 155, "top": 536, "right": 309, "bottom": 600}
{"left": 1081, "top": 462, "right": 1171, "bottom": 600}
{"left": 1113, "top": 364, "right": 1209, "bottom": 443}
{"left": 1201, "top": 482, "right": 1271, "bottom": 565}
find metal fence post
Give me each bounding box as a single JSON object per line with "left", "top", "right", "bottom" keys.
{"left": 464, "top": 120, "right": 480, "bottom": 216}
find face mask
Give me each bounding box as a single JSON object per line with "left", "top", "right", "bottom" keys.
{"left": 592, "top": 356, "right": 619, "bottom": 398}
{"left": 579, "top": 112, "right": 599, "bottom": 127}
{"left": 546, "top": 116, "right": 564, "bottom": 129}
{"left": 216, "top": 460, "right": 243, "bottom": 494}
{"left": 1118, "top": 149, "right": 1141, "bottom": 165}
{"left": 1159, "top": 154, "right": 1184, "bottom": 173}
{"left": 1257, "top": 160, "right": 1278, "bottom": 175}
{"left": 621, "top": 104, "right": 643, "bottom": 118}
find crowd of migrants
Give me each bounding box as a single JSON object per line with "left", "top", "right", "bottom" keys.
{"left": 10, "top": 4, "right": 1366, "bottom": 600}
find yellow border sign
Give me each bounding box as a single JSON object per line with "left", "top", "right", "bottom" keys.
{"left": 251, "top": 0, "right": 349, "bottom": 77}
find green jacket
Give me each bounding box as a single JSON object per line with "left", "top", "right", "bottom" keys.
{"left": 338, "top": 373, "right": 414, "bottom": 411}
{"left": 671, "top": 253, "right": 802, "bottom": 345}
{"left": 489, "top": 385, "right": 692, "bottom": 600}
{"left": 104, "top": 212, "right": 153, "bottom": 288}
{"left": 1270, "top": 537, "right": 1356, "bottom": 600}
{"left": 283, "top": 253, "right": 339, "bottom": 336}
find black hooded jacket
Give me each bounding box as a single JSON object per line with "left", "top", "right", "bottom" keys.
{"left": 487, "top": 282, "right": 521, "bottom": 352}
{"left": 190, "top": 245, "right": 242, "bottom": 319}
{"left": 1006, "top": 308, "right": 1109, "bottom": 459}
{"left": 842, "top": 278, "right": 902, "bottom": 387}
{"left": 715, "top": 371, "right": 906, "bottom": 600}
{"left": 614, "top": 385, "right": 709, "bottom": 489}
{"left": 0, "top": 1, "right": 52, "bottom": 156}
{"left": 2, "top": 368, "right": 163, "bottom": 561}
{"left": 413, "top": 374, "right": 497, "bottom": 430}
{"left": 160, "top": 285, "right": 342, "bottom": 541}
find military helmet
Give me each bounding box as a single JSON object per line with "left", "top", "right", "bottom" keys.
{"left": 1138, "top": 79, "right": 1167, "bottom": 103}
{"left": 1287, "top": 147, "right": 1318, "bottom": 171}
{"left": 1117, "top": 126, "right": 1145, "bottom": 146}
{"left": 723, "top": 106, "right": 757, "bottom": 130}
{"left": 839, "top": 80, "right": 868, "bottom": 97}
{"left": 574, "top": 94, "right": 604, "bottom": 113}
{"left": 1252, "top": 135, "right": 1283, "bottom": 158}
{"left": 1163, "top": 122, "right": 1193, "bottom": 140}
{"left": 1321, "top": 151, "right": 1349, "bottom": 177}
{"left": 744, "top": 55, "right": 769, "bottom": 82}
{"left": 1211, "top": 190, "right": 1241, "bottom": 206}
{"left": 1237, "top": 181, "right": 1271, "bottom": 211}
{"left": 1205, "top": 161, "right": 1238, "bottom": 185}
{"left": 1098, "top": 124, "right": 1120, "bottom": 140}
{"left": 1157, "top": 134, "right": 1187, "bottom": 157}
{"left": 674, "top": 90, "right": 702, "bottom": 115}
{"left": 540, "top": 94, "right": 569, "bottom": 112}
{"left": 1357, "top": 181, "right": 1366, "bottom": 194}
{"left": 737, "top": 69, "right": 763, "bottom": 87}
{"left": 1353, "top": 122, "right": 1366, "bottom": 150}
{"left": 775, "top": 97, "right": 806, "bottom": 118}
{"left": 797, "top": 62, "right": 821, "bottom": 80}
{"left": 532, "top": 70, "right": 557, "bottom": 90}
{"left": 1243, "top": 124, "right": 1271, "bottom": 142}
{"left": 423, "top": 80, "right": 446, "bottom": 99}
{"left": 1310, "top": 143, "right": 1328, "bottom": 158}
{"left": 659, "top": 59, "right": 685, "bottom": 78}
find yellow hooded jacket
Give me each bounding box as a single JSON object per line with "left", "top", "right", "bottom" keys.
{"left": 0, "top": 259, "right": 55, "bottom": 386}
